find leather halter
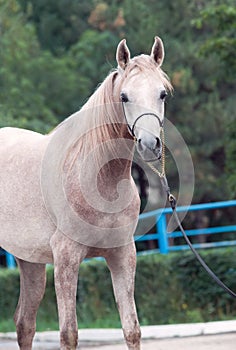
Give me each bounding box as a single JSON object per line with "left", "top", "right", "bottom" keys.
{"left": 121, "top": 102, "right": 163, "bottom": 139}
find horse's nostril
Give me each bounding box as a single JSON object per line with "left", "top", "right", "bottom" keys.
{"left": 156, "top": 137, "right": 161, "bottom": 149}
{"left": 137, "top": 138, "right": 143, "bottom": 151}
{"left": 137, "top": 137, "right": 161, "bottom": 152}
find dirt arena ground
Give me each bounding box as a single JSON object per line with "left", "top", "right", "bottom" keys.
{"left": 0, "top": 333, "right": 236, "bottom": 350}
{"left": 82, "top": 333, "right": 236, "bottom": 350}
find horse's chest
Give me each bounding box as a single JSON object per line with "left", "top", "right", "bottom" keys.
{"left": 62, "top": 180, "right": 140, "bottom": 248}
{"left": 71, "top": 190, "right": 140, "bottom": 227}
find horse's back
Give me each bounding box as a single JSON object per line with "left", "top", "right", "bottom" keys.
{"left": 0, "top": 127, "right": 54, "bottom": 263}
{"left": 0, "top": 126, "right": 43, "bottom": 145}
{"left": 0, "top": 127, "right": 45, "bottom": 179}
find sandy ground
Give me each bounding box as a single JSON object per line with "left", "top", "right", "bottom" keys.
{"left": 0, "top": 333, "right": 236, "bottom": 350}
{"left": 82, "top": 333, "right": 236, "bottom": 350}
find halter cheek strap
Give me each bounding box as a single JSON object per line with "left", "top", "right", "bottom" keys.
{"left": 121, "top": 101, "right": 163, "bottom": 140}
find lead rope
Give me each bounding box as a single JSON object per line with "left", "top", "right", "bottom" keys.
{"left": 145, "top": 127, "right": 166, "bottom": 178}
{"left": 144, "top": 130, "right": 236, "bottom": 298}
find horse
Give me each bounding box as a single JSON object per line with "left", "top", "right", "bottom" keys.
{"left": 0, "top": 36, "right": 172, "bottom": 350}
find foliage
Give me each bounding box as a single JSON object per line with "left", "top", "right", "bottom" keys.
{"left": 0, "top": 0, "right": 235, "bottom": 216}
{"left": 0, "top": 0, "right": 90, "bottom": 131}
{"left": 225, "top": 121, "right": 236, "bottom": 198}
{"left": 0, "top": 267, "right": 20, "bottom": 321}
{"left": 0, "top": 0, "right": 57, "bottom": 132}
{"left": 1, "top": 248, "right": 236, "bottom": 331}
{"left": 69, "top": 29, "right": 118, "bottom": 96}
{"left": 193, "top": 2, "right": 236, "bottom": 79}
{"left": 192, "top": 0, "right": 236, "bottom": 200}
{"left": 18, "top": 0, "right": 93, "bottom": 55}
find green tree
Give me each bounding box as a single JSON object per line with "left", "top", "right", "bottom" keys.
{"left": 0, "top": 0, "right": 57, "bottom": 132}
{"left": 19, "top": 0, "right": 93, "bottom": 55}
{"left": 226, "top": 123, "right": 236, "bottom": 198}
{"left": 193, "top": 2, "right": 236, "bottom": 80}
{"left": 192, "top": 1, "right": 236, "bottom": 198}
{"left": 0, "top": 0, "right": 89, "bottom": 131}
{"left": 69, "top": 29, "right": 118, "bottom": 95}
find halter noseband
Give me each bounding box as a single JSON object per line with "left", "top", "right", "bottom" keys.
{"left": 121, "top": 102, "right": 164, "bottom": 139}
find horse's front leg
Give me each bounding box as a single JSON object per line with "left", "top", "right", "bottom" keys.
{"left": 50, "top": 231, "right": 87, "bottom": 350}
{"left": 105, "top": 242, "right": 141, "bottom": 350}
{"left": 14, "top": 259, "right": 46, "bottom": 350}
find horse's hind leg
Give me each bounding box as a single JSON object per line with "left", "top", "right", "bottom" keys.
{"left": 105, "top": 242, "right": 141, "bottom": 350}
{"left": 14, "top": 259, "right": 46, "bottom": 350}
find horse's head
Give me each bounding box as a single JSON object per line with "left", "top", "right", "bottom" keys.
{"left": 116, "top": 36, "right": 172, "bottom": 162}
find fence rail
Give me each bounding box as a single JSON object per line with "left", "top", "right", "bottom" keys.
{"left": 136, "top": 199, "right": 236, "bottom": 254}
{"left": 1, "top": 200, "right": 236, "bottom": 268}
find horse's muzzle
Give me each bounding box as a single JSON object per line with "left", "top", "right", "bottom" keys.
{"left": 136, "top": 133, "right": 162, "bottom": 162}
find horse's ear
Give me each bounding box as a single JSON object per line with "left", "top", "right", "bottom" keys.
{"left": 151, "top": 36, "right": 165, "bottom": 67}
{"left": 116, "top": 39, "right": 130, "bottom": 70}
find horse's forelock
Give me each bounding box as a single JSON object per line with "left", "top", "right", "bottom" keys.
{"left": 122, "top": 54, "right": 173, "bottom": 93}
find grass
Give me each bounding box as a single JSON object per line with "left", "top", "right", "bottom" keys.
{"left": 1, "top": 309, "right": 236, "bottom": 333}
{"left": 0, "top": 315, "right": 121, "bottom": 333}
{"left": 0, "top": 318, "right": 59, "bottom": 333}
{"left": 0, "top": 319, "right": 15, "bottom": 332}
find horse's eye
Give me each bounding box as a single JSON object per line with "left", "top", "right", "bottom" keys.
{"left": 160, "top": 90, "right": 168, "bottom": 101}
{"left": 120, "top": 92, "right": 129, "bottom": 103}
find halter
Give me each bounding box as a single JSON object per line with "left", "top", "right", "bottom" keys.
{"left": 121, "top": 101, "right": 164, "bottom": 139}
{"left": 121, "top": 101, "right": 166, "bottom": 178}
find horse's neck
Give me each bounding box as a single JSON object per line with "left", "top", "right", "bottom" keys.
{"left": 81, "top": 140, "right": 134, "bottom": 201}
{"left": 63, "top": 133, "right": 134, "bottom": 205}
{"left": 97, "top": 158, "right": 133, "bottom": 198}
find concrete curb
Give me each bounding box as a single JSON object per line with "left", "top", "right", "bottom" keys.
{"left": 0, "top": 320, "right": 236, "bottom": 345}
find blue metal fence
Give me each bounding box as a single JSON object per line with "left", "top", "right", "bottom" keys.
{"left": 136, "top": 200, "right": 236, "bottom": 254}
{"left": 0, "top": 249, "right": 16, "bottom": 269}
{"left": 1, "top": 200, "right": 236, "bottom": 267}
